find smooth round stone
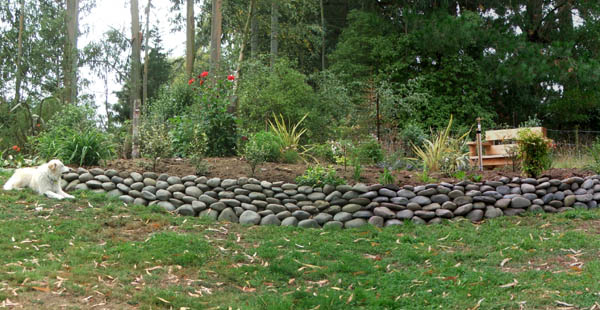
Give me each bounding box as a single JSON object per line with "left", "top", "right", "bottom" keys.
{"left": 156, "top": 189, "right": 171, "bottom": 201}
{"left": 128, "top": 190, "right": 142, "bottom": 198}
{"left": 110, "top": 176, "right": 123, "bottom": 184}
{"left": 130, "top": 182, "right": 144, "bottom": 191}
{"left": 368, "top": 216, "right": 384, "bottom": 227}
{"left": 86, "top": 180, "right": 103, "bottom": 189}
{"left": 453, "top": 196, "right": 472, "bottom": 206}
{"left": 260, "top": 214, "right": 281, "bottom": 226}
{"left": 298, "top": 219, "right": 320, "bottom": 228}
{"left": 564, "top": 195, "right": 576, "bottom": 206}
{"left": 239, "top": 210, "right": 261, "bottom": 225}
{"left": 495, "top": 198, "right": 511, "bottom": 209}
{"left": 521, "top": 184, "right": 536, "bottom": 193}
{"left": 410, "top": 196, "right": 431, "bottom": 206}
{"left": 101, "top": 182, "right": 116, "bottom": 191}
{"left": 435, "top": 209, "right": 453, "bottom": 218}
{"left": 167, "top": 184, "right": 185, "bottom": 193}
{"left": 172, "top": 192, "right": 185, "bottom": 200}
{"left": 176, "top": 205, "right": 195, "bottom": 216}
{"left": 280, "top": 217, "right": 298, "bottom": 226}
{"left": 158, "top": 201, "right": 176, "bottom": 212}
{"left": 341, "top": 204, "right": 361, "bottom": 213}
{"left": 373, "top": 207, "right": 395, "bottom": 219}
{"left": 576, "top": 194, "right": 593, "bottom": 202}
{"left": 422, "top": 203, "right": 441, "bottom": 211}
{"left": 130, "top": 172, "right": 143, "bottom": 182}
{"left": 417, "top": 188, "right": 437, "bottom": 196}
{"left": 79, "top": 173, "right": 94, "bottom": 182}
{"left": 448, "top": 190, "right": 464, "bottom": 199}
{"left": 221, "top": 199, "right": 241, "bottom": 207}
{"left": 218, "top": 208, "right": 238, "bottom": 222}
{"left": 528, "top": 205, "right": 544, "bottom": 213}
{"left": 157, "top": 173, "right": 169, "bottom": 181}
{"left": 344, "top": 218, "right": 367, "bottom": 228}
{"left": 411, "top": 217, "right": 426, "bottom": 225}
{"left": 333, "top": 212, "right": 352, "bottom": 222}
{"left": 205, "top": 178, "right": 220, "bottom": 188}
{"left": 308, "top": 192, "right": 326, "bottom": 201}
{"left": 301, "top": 205, "right": 318, "bottom": 214}
{"left": 378, "top": 188, "right": 397, "bottom": 197}
{"left": 414, "top": 210, "right": 435, "bottom": 220}
{"left": 143, "top": 178, "right": 156, "bottom": 187}
{"left": 397, "top": 189, "right": 416, "bottom": 199}
{"left": 183, "top": 186, "right": 201, "bottom": 198}
{"left": 87, "top": 168, "right": 103, "bottom": 176}
{"left": 428, "top": 217, "right": 443, "bottom": 225}
{"left": 281, "top": 183, "right": 297, "bottom": 190}
{"left": 141, "top": 190, "right": 156, "bottom": 200}
{"left": 133, "top": 198, "right": 147, "bottom": 206}
{"left": 503, "top": 208, "right": 526, "bottom": 216}
{"left": 485, "top": 206, "right": 503, "bottom": 218}
{"left": 396, "top": 209, "right": 414, "bottom": 220}
{"left": 276, "top": 211, "right": 292, "bottom": 220}
{"left": 431, "top": 194, "right": 449, "bottom": 204}
{"left": 352, "top": 210, "right": 373, "bottom": 218}
{"left": 209, "top": 202, "right": 227, "bottom": 211}
{"left": 466, "top": 209, "right": 484, "bottom": 222}
{"left": 93, "top": 175, "right": 110, "bottom": 183}
{"left": 385, "top": 219, "right": 404, "bottom": 227}
{"left": 582, "top": 179, "right": 595, "bottom": 189}
{"left": 235, "top": 195, "right": 251, "bottom": 203}
{"left": 217, "top": 179, "right": 235, "bottom": 188}
{"left": 123, "top": 178, "right": 134, "bottom": 186}
{"left": 296, "top": 185, "right": 312, "bottom": 194}
{"left": 313, "top": 213, "right": 333, "bottom": 224}
{"left": 116, "top": 183, "right": 130, "bottom": 193}
{"left": 168, "top": 198, "right": 184, "bottom": 207}
{"left": 496, "top": 186, "right": 510, "bottom": 195}
{"left": 336, "top": 184, "right": 352, "bottom": 192}
{"left": 197, "top": 208, "right": 217, "bottom": 220}
{"left": 511, "top": 196, "right": 531, "bottom": 209}
{"left": 353, "top": 184, "right": 369, "bottom": 193}
{"left": 341, "top": 191, "right": 358, "bottom": 200}
{"left": 242, "top": 184, "right": 263, "bottom": 192}
{"left": 106, "top": 189, "right": 122, "bottom": 198}
{"left": 292, "top": 210, "right": 311, "bottom": 220}
{"left": 191, "top": 200, "right": 207, "bottom": 212}
{"left": 155, "top": 180, "right": 168, "bottom": 189}
{"left": 199, "top": 194, "right": 218, "bottom": 205}
{"left": 406, "top": 202, "right": 421, "bottom": 211}
{"left": 267, "top": 204, "right": 286, "bottom": 213}
{"left": 119, "top": 195, "right": 134, "bottom": 204}
{"left": 323, "top": 205, "right": 341, "bottom": 214}
{"left": 323, "top": 220, "right": 343, "bottom": 229}
{"left": 142, "top": 171, "right": 158, "bottom": 179}
{"left": 544, "top": 205, "right": 558, "bottom": 213}
{"left": 453, "top": 203, "right": 473, "bottom": 216}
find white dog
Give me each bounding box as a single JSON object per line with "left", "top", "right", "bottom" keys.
{"left": 3, "top": 159, "right": 74, "bottom": 200}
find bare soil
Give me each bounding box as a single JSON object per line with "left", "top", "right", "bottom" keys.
{"left": 87, "top": 157, "right": 594, "bottom": 186}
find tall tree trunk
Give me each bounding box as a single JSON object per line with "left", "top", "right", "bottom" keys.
{"left": 210, "top": 0, "right": 222, "bottom": 76}
{"left": 250, "top": 3, "right": 258, "bottom": 59}
{"left": 320, "top": 0, "right": 325, "bottom": 71}
{"left": 270, "top": 0, "right": 278, "bottom": 68}
{"left": 230, "top": 0, "right": 256, "bottom": 114}
{"left": 557, "top": 0, "right": 573, "bottom": 40}
{"left": 64, "top": 0, "right": 79, "bottom": 105}
{"left": 143, "top": 0, "right": 151, "bottom": 106}
{"left": 185, "top": 0, "right": 195, "bottom": 78}
{"left": 130, "top": 0, "right": 142, "bottom": 159}
{"left": 13, "top": 0, "right": 25, "bottom": 112}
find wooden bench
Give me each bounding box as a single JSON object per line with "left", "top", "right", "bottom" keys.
{"left": 467, "top": 127, "right": 548, "bottom": 168}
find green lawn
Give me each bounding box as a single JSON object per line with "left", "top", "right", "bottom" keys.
{"left": 1, "top": 171, "right": 599, "bottom": 309}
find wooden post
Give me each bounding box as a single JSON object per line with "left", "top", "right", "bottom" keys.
{"left": 476, "top": 117, "right": 483, "bottom": 171}
{"left": 376, "top": 93, "right": 380, "bottom": 142}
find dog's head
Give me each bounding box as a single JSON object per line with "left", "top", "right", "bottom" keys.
{"left": 47, "top": 159, "right": 70, "bottom": 175}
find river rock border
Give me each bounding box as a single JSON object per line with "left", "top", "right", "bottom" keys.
{"left": 62, "top": 167, "right": 600, "bottom": 229}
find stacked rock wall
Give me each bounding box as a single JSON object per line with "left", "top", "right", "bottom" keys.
{"left": 62, "top": 167, "right": 600, "bottom": 228}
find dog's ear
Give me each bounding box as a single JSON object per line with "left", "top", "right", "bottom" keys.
{"left": 48, "top": 162, "right": 56, "bottom": 171}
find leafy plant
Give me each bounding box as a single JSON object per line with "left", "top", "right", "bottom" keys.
{"left": 295, "top": 165, "right": 346, "bottom": 187}
{"left": 378, "top": 168, "right": 395, "bottom": 185}
{"left": 168, "top": 116, "right": 206, "bottom": 157}
{"left": 452, "top": 170, "right": 466, "bottom": 180}
{"left": 416, "top": 169, "right": 437, "bottom": 183}
{"left": 281, "top": 149, "right": 300, "bottom": 164}
{"left": 516, "top": 129, "right": 552, "bottom": 177}
{"left": 190, "top": 155, "right": 211, "bottom": 176}
{"left": 243, "top": 138, "right": 269, "bottom": 177}
{"left": 469, "top": 174, "right": 483, "bottom": 182}
{"left": 519, "top": 114, "right": 542, "bottom": 128}
{"left": 354, "top": 137, "right": 383, "bottom": 164}
{"left": 310, "top": 143, "right": 335, "bottom": 163}
{"left": 411, "top": 116, "right": 470, "bottom": 174}
{"left": 268, "top": 113, "right": 308, "bottom": 153}
{"left": 140, "top": 119, "right": 172, "bottom": 171}
{"left": 35, "top": 127, "right": 114, "bottom": 166}
{"left": 399, "top": 122, "right": 427, "bottom": 156}
{"left": 585, "top": 138, "right": 600, "bottom": 173}
{"left": 250, "top": 131, "right": 283, "bottom": 162}
{"left": 352, "top": 161, "right": 363, "bottom": 182}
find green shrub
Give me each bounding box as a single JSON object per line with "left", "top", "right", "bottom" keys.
{"left": 585, "top": 138, "right": 600, "bottom": 173}
{"left": 310, "top": 143, "right": 335, "bottom": 163}
{"left": 168, "top": 116, "right": 206, "bottom": 158}
{"left": 354, "top": 138, "right": 383, "bottom": 164}
{"left": 35, "top": 127, "right": 114, "bottom": 166}
{"left": 295, "top": 165, "right": 346, "bottom": 187}
{"left": 281, "top": 149, "right": 300, "bottom": 164}
{"left": 140, "top": 119, "right": 173, "bottom": 171}
{"left": 243, "top": 138, "right": 269, "bottom": 176}
{"left": 399, "top": 122, "right": 427, "bottom": 156}
{"left": 250, "top": 131, "right": 283, "bottom": 162}
{"left": 352, "top": 161, "right": 363, "bottom": 182}
{"left": 517, "top": 129, "right": 551, "bottom": 177}
{"left": 378, "top": 168, "right": 395, "bottom": 185}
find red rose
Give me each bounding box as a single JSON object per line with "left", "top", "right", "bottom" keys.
{"left": 201, "top": 71, "right": 209, "bottom": 78}
{"left": 12, "top": 145, "right": 20, "bottom": 152}
{"left": 227, "top": 75, "right": 235, "bottom": 81}
{"left": 188, "top": 78, "right": 195, "bottom": 85}
{"left": 199, "top": 80, "right": 204, "bottom": 86}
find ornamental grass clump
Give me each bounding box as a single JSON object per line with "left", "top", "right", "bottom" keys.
{"left": 517, "top": 128, "right": 551, "bottom": 177}
{"left": 411, "top": 116, "right": 470, "bottom": 174}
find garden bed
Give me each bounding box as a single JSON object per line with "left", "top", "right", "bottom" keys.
{"left": 88, "top": 157, "right": 593, "bottom": 186}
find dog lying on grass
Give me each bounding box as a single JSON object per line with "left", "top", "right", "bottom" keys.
{"left": 3, "top": 159, "right": 74, "bottom": 200}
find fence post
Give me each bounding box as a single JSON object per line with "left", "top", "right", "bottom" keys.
{"left": 476, "top": 117, "right": 483, "bottom": 171}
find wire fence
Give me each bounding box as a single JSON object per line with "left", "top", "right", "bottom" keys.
{"left": 547, "top": 129, "right": 600, "bottom": 148}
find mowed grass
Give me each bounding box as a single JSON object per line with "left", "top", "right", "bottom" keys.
{"left": 1, "top": 172, "right": 600, "bottom": 309}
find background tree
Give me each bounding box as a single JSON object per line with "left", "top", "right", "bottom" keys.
{"left": 130, "top": 0, "right": 142, "bottom": 158}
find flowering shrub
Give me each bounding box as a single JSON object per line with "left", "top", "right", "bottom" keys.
{"left": 517, "top": 129, "right": 551, "bottom": 177}
{"left": 190, "top": 71, "right": 238, "bottom": 157}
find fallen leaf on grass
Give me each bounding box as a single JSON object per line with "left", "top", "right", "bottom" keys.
{"left": 443, "top": 276, "right": 457, "bottom": 282}
{"left": 555, "top": 300, "right": 574, "bottom": 307}
{"left": 31, "top": 286, "right": 50, "bottom": 292}
{"left": 363, "top": 254, "right": 381, "bottom": 261}
{"left": 157, "top": 297, "right": 170, "bottom": 304}
{"left": 499, "top": 279, "right": 518, "bottom": 288}
{"left": 235, "top": 286, "right": 256, "bottom": 293}
{"left": 469, "top": 298, "right": 485, "bottom": 310}
{"left": 346, "top": 293, "right": 353, "bottom": 304}
{"left": 500, "top": 258, "right": 511, "bottom": 267}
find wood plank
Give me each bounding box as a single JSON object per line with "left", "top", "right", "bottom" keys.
{"left": 485, "top": 127, "right": 546, "bottom": 141}
{"left": 487, "top": 144, "right": 518, "bottom": 155}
